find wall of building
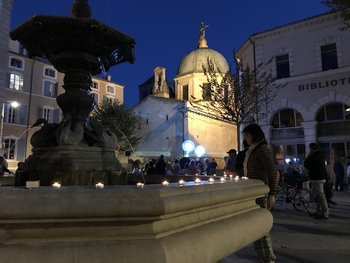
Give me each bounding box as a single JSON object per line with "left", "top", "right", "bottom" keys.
{"left": 133, "top": 96, "right": 184, "bottom": 161}
{"left": 236, "top": 13, "right": 350, "bottom": 175}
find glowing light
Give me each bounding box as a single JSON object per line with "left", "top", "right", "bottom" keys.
{"left": 162, "top": 181, "right": 169, "bottom": 187}
{"left": 182, "top": 140, "right": 195, "bottom": 156}
{"left": 178, "top": 180, "right": 185, "bottom": 186}
{"left": 52, "top": 182, "right": 61, "bottom": 188}
{"left": 10, "top": 101, "right": 19, "bottom": 108}
{"left": 195, "top": 178, "right": 201, "bottom": 185}
{"left": 194, "top": 145, "right": 206, "bottom": 157}
{"left": 208, "top": 178, "right": 214, "bottom": 184}
{"left": 95, "top": 183, "right": 104, "bottom": 189}
{"left": 136, "top": 182, "right": 144, "bottom": 188}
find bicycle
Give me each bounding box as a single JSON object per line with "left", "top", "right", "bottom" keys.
{"left": 276, "top": 179, "right": 311, "bottom": 212}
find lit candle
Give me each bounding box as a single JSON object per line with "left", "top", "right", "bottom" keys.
{"left": 162, "top": 181, "right": 169, "bottom": 187}
{"left": 195, "top": 173, "right": 198, "bottom": 176}
{"left": 208, "top": 178, "right": 214, "bottom": 184}
{"left": 223, "top": 174, "right": 227, "bottom": 178}
{"left": 95, "top": 182, "right": 104, "bottom": 189}
{"left": 52, "top": 182, "right": 61, "bottom": 188}
{"left": 178, "top": 180, "right": 185, "bottom": 186}
{"left": 235, "top": 176, "right": 240, "bottom": 182}
{"left": 220, "top": 177, "right": 226, "bottom": 183}
{"left": 136, "top": 182, "right": 144, "bottom": 188}
{"left": 229, "top": 174, "right": 233, "bottom": 178}
{"left": 242, "top": 176, "right": 249, "bottom": 180}
{"left": 195, "top": 178, "right": 201, "bottom": 185}
{"left": 213, "top": 174, "right": 216, "bottom": 177}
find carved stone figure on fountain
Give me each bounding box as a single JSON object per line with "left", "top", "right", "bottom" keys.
{"left": 85, "top": 118, "right": 118, "bottom": 149}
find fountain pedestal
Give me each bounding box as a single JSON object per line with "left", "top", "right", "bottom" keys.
{"left": 0, "top": 180, "right": 272, "bottom": 263}
{"left": 25, "top": 145, "right": 124, "bottom": 186}
{"left": 9, "top": 1, "right": 136, "bottom": 186}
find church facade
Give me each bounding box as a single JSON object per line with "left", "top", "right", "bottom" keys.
{"left": 236, "top": 12, "right": 350, "bottom": 173}
{"left": 133, "top": 27, "right": 237, "bottom": 164}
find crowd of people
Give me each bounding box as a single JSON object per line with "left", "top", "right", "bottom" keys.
{"left": 132, "top": 155, "right": 220, "bottom": 176}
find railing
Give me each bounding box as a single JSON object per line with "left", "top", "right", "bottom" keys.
{"left": 271, "top": 127, "right": 304, "bottom": 140}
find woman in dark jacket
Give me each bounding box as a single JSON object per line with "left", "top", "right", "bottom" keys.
{"left": 242, "top": 124, "right": 277, "bottom": 263}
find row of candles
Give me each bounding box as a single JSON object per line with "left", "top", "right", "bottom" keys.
{"left": 137, "top": 175, "right": 249, "bottom": 188}
{"left": 51, "top": 175, "right": 249, "bottom": 189}
{"left": 52, "top": 182, "right": 105, "bottom": 188}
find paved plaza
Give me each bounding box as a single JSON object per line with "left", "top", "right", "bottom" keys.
{"left": 220, "top": 190, "right": 350, "bottom": 263}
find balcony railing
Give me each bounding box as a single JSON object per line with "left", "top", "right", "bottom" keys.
{"left": 271, "top": 127, "right": 304, "bottom": 140}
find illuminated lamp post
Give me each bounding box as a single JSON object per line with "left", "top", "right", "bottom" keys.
{"left": 194, "top": 145, "right": 206, "bottom": 158}
{"left": 182, "top": 140, "right": 195, "bottom": 157}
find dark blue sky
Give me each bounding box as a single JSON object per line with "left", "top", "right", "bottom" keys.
{"left": 11, "top": 0, "right": 329, "bottom": 107}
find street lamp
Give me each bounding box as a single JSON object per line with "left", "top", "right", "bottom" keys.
{"left": 0, "top": 101, "right": 19, "bottom": 156}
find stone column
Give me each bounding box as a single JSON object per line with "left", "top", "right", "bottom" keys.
{"left": 260, "top": 124, "right": 272, "bottom": 146}
{"left": 301, "top": 120, "right": 317, "bottom": 150}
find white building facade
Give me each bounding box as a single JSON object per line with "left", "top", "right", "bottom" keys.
{"left": 133, "top": 32, "right": 237, "bottom": 165}
{"left": 236, "top": 12, "right": 350, "bottom": 174}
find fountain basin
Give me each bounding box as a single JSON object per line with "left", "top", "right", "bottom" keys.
{"left": 0, "top": 179, "right": 272, "bottom": 263}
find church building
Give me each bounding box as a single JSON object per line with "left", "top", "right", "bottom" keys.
{"left": 133, "top": 25, "right": 237, "bottom": 163}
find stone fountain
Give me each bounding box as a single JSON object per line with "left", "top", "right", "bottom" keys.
{"left": 2, "top": 2, "right": 274, "bottom": 262}
{"left": 10, "top": 0, "right": 136, "bottom": 186}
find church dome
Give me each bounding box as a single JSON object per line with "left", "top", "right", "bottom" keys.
{"left": 176, "top": 37, "right": 229, "bottom": 77}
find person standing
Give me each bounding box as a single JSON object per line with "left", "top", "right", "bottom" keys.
{"left": 172, "top": 159, "right": 181, "bottom": 175}
{"left": 333, "top": 158, "right": 344, "bottom": 192}
{"left": 0, "top": 156, "right": 13, "bottom": 177}
{"left": 242, "top": 124, "right": 277, "bottom": 263}
{"left": 304, "top": 142, "right": 329, "bottom": 220}
{"left": 155, "top": 155, "right": 167, "bottom": 175}
{"left": 235, "top": 140, "right": 249, "bottom": 176}
{"left": 224, "top": 149, "right": 237, "bottom": 176}
{"left": 210, "top": 158, "right": 218, "bottom": 174}
{"left": 14, "top": 162, "right": 25, "bottom": 186}
{"left": 189, "top": 159, "right": 197, "bottom": 175}
{"left": 204, "top": 158, "right": 212, "bottom": 175}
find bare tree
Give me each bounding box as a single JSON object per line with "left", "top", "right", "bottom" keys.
{"left": 322, "top": 0, "right": 350, "bottom": 30}
{"left": 202, "top": 57, "right": 286, "bottom": 150}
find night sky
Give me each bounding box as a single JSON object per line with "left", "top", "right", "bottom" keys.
{"left": 10, "top": 0, "right": 329, "bottom": 107}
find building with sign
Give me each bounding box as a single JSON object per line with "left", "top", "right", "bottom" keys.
{"left": 236, "top": 12, "right": 350, "bottom": 173}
